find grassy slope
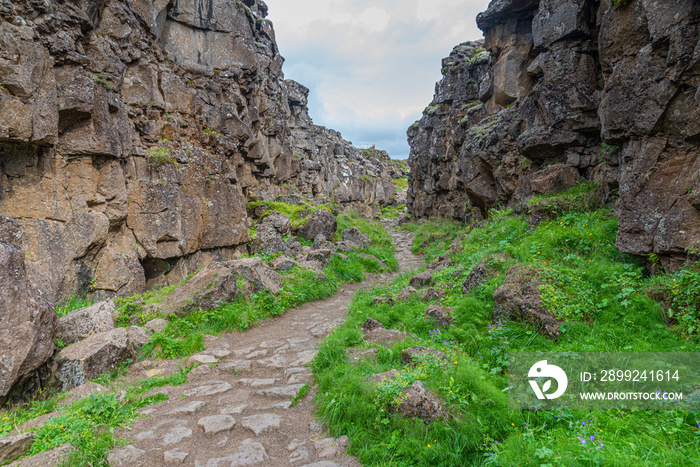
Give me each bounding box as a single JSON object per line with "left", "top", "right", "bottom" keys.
{"left": 1, "top": 210, "right": 396, "bottom": 466}
{"left": 313, "top": 186, "right": 700, "bottom": 466}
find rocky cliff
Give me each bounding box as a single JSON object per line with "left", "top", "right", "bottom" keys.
{"left": 407, "top": 0, "right": 700, "bottom": 270}
{"left": 0, "top": 0, "right": 402, "bottom": 305}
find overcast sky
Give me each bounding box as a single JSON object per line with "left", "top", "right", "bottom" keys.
{"left": 264, "top": 0, "right": 491, "bottom": 159}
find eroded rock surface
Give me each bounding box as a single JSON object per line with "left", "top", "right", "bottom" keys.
{"left": 407, "top": 0, "right": 700, "bottom": 268}
{"left": 0, "top": 0, "right": 405, "bottom": 306}
{"left": 0, "top": 242, "right": 57, "bottom": 399}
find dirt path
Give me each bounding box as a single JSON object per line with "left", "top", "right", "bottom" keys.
{"left": 108, "top": 228, "right": 422, "bottom": 467}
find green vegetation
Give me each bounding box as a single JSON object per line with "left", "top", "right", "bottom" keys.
{"left": 115, "top": 210, "right": 396, "bottom": 361}
{"left": 146, "top": 140, "right": 178, "bottom": 168}
{"left": 56, "top": 294, "right": 93, "bottom": 318}
{"left": 380, "top": 204, "right": 406, "bottom": 220}
{"left": 290, "top": 384, "right": 310, "bottom": 407}
{"left": 425, "top": 105, "right": 440, "bottom": 116}
{"left": 202, "top": 128, "right": 222, "bottom": 138}
{"left": 0, "top": 367, "right": 191, "bottom": 465}
{"left": 392, "top": 177, "right": 408, "bottom": 190}
{"left": 313, "top": 183, "right": 700, "bottom": 466}
{"left": 359, "top": 174, "right": 373, "bottom": 183}
{"left": 92, "top": 73, "right": 112, "bottom": 90}
{"left": 246, "top": 200, "right": 336, "bottom": 229}
{"left": 600, "top": 142, "right": 620, "bottom": 162}
{"left": 528, "top": 182, "right": 604, "bottom": 217}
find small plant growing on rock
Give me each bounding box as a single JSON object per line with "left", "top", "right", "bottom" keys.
{"left": 203, "top": 128, "right": 222, "bottom": 138}
{"left": 147, "top": 140, "right": 178, "bottom": 168}
{"left": 92, "top": 72, "right": 112, "bottom": 90}
{"left": 599, "top": 142, "right": 620, "bottom": 163}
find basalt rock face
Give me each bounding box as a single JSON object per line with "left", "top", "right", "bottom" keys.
{"left": 281, "top": 80, "right": 405, "bottom": 215}
{"left": 408, "top": 0, "right": 700, "bottom": 268}
{"left": 0, "top": 0, "right": 402, "bottom": 305}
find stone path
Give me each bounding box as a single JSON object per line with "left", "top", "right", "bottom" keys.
{"left": 108, "top": 227, "right": 423, "bottom": 467}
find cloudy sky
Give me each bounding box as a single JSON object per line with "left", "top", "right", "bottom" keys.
{"left": 264, "top": 0, "right": 491, "bottom": 159}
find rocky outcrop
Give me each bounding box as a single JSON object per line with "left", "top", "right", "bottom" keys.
{"left": 0, "top": 242, "right": 57, "bottom": 400}
{"left": 57, "top": 301, "right": 115, "bottom": 345}
{"left": 407, "top": 0, "right": 700, "bottom": 268}
{"left": 281, "top": 80, "right": 405, "bottom": 215}
{"left": 0, "top": 0, "right": 404, "bottom": 306}
{"left": 54, "top": 327, "right": 134, "bottom": 390}
{"left": 159, "top": 261, "right": 239, "bottom": 316}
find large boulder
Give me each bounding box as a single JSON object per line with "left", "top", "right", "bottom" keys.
{"left": 57, "top": 301, "right": 115, "bottom": 346}
{"left": 265, "top": 213, "right": 291, "bottom": 236}
{"left": 462, "top": 261, "right": 497, "bottom": 295}
{"left": 55, "top": 328, "right": 135, "bottom": 390}
{"left": 269, "top": 255, "right": 296, "bottom": 272}
{"left": 295, "top": 210, "right": 337, "bottom": 241}
{"left": 493, "top": 266, "right": 562, "bottom": 338}
{"left": 305, "top": 249, "right": 333, "bottom": 267}
{"left": 409, "top": 271, "right": 432, "bottom": 288}
{"left": 0, "top": 242, "right": 57, "bottom": 398}
{"left": 226, "top": 257, "right": 282, "bottom": 294}
{"left": 312, "top": 234, "right": 336, "bottom": 252}
{"left": 424, "top": 304, "right": 454, "bottom": 328}
{"left": 254, "top": 223, "right": 291, "bottom": 257}
{"left": 361, "top": 318, "right": 411, "bottom": 347}
{"left": 342, "top": 227, "right": 371, "bottom": 249}
{"left": 0, "top": 433, "right": 34, "bottom": 464}
{"left": 160, "top": 262, "right": 238, "bottom": 316}
{"left": 390, "top": 381, "right": 445, "bottom": 423}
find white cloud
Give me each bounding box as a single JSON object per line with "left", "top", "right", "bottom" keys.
{"left": 264, "top": 0, "right": 491, "bottom": 157}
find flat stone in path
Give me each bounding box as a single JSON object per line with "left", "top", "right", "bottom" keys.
{"left": 166, "top": 400, "right": 207, "bottom": 415}
{"left": 135, "top": 419, "right": 193, "bottom": 446}
{"left": 107, "top": 445, "right": 145, "bottom": 465}
{"left": 198, "top": 415, "right": 236, "bottom": 435}
{"left": 164, "top": 449, "right": 189, "bottom": 463}
{"left": 257, "top": 384, "right": 305, "bottom": 398}
{"left": 241, "top": 414, "right": 281, "bottom": 436}
{"left": 184, "top": 381, "right": 232, "bottom": 397}
{"left": 221, "top": 404, "right": 248, "bottom": 415}
{"left": 195, "top": 439, "right": 268, "bottom": 467}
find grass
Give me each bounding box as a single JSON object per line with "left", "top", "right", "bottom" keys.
{"left": 2, "top": 207, "right": 396, "bottom": 466}
{"left": 312, "top": 184, "right": 700, "bottom": 466}
{"left": 119, "top": 210, "right": 396, "bottom": 361}
{"left": 55, "top": 295, "right": 93, "bottom": 318}
{"left": 380, "top": 204, "right": 406, "bottom": 219}
{"left": 0, "top": 367, "right": 191, "bottom": 465}
{"left": 393, "top": 177, "right": 408, "bottom": 191}
{"left": 246, "top": 200, "right": 336, "bottom": 229}
{"left": 290, "top": 384, "right": 310, "bottom": 407}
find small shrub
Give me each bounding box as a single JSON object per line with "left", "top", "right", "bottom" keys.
{"left": 147, "top": 141, "right": 177, "bottom": 168}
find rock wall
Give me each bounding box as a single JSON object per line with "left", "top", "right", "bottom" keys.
{"left": 0, "top": 0, "right": 403, "bottom": 305}
{"left": 407, "top": 0, "right": 700, "bottom": 269}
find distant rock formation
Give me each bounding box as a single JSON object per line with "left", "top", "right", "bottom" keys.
{"left": 0, "top": 0, "right": 405, "bottom": 304}
{"left": 407, "top": 0, "right": 700, "bottom": 270}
